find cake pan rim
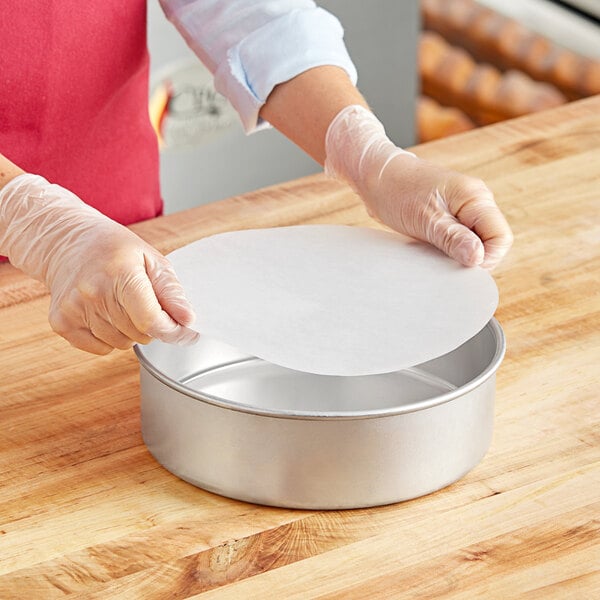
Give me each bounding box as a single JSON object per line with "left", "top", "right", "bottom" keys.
{"left": 134, "top": 318, "right": 505, "bottom": 421}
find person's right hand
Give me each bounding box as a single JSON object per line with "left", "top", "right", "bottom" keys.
{"left": 0, "top": 174, "right": 198, "bottom": 354}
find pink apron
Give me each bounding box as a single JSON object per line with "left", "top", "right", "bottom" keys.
{"left": 0, "top": 2, "right": 162, "bottom": 225}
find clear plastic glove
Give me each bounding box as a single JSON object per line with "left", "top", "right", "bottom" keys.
{"left": 0, "top": 174, "right": 199, "bottom": 354}
{"left": 324, "top": 105, "right": 513, "bottom": 269}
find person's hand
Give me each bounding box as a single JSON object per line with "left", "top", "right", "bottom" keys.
{"left": 324, "top": 105, "right": 513, "bottom": 269}
{"left": 0, "top": 174, "right": 198, "bottom": 354}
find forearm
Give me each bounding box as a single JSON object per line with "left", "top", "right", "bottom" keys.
{"left": 160, "top": 0, "right": 357, "bottom": 134}
{"left": 259, "top": 66, "right": 368, "bottom": 165}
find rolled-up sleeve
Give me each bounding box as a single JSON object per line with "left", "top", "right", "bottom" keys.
{"left": 159, "top": 0, "right": 358, "bottom": 133}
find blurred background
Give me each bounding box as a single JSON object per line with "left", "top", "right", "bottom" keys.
{"left": 147, "top": 0, "right": 600, "bottom": 214}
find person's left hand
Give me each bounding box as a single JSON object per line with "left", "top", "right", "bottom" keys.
{"left": 325, "top": 105, "right": 513, "bottom": 269}
{"left": 358, "top": 153, "right": 513, "bottom": 269}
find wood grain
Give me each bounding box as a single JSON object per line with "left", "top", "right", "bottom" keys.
{"left": 1, "top": 95, "right": 599, "bottom": 599}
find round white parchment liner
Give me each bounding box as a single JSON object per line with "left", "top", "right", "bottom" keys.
{"left": 168, "top": 225, "right": 498, "bottom": 376}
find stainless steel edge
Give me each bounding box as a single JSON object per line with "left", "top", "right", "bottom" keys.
{"left": 134, "top": 318, "right": 506, "bottom": 421}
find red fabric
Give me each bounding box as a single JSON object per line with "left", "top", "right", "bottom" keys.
{"left": 0, "top": 2, "right": 162, "bottom": 226}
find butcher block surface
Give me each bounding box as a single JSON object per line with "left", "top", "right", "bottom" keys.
{"left": 0, "top": 96, "right": 599, "bottom": 598}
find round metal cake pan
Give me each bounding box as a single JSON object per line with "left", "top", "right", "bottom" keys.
{"left": 135, "top": 318, "right": 505, "bottom": 510}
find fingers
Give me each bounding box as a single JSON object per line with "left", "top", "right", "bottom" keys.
{"left": 431, "top": 217, "right": 486, "bottom": 267}
{"left": 444, "top": 177, "right": 513, "bottom": 269}
{"left": 480, "top": 234, "right": 514, "bottom": 270}
{"left": 62, "top": 329, "right": 115, "bottom": 355}
{"left": 101, "top": 306, "right": 154, "bottom": 346}
{"left": 49, "top": 308, "right": 114, "bottom": 355}
{"left": 426, "top": 194, "right": 485, "bottom": 266}
{"left": 49, "top": 301, "right": 148, "bottom": 353}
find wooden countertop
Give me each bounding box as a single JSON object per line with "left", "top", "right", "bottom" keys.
{"left": 1, "top": 96, "right": 599, "bottom": 599}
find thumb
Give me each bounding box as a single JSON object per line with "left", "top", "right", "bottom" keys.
{"left": 143, "top": 254, "right": 199, "bottom": 345}
{"left": 145, "top": 254, "right": 197, "bottom": 328}
{"left": 121, "top": 254, "right": 199, "bottom": 345}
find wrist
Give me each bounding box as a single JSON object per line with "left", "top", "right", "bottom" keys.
{"left": 324, "top": 105, "right": 415, "bottom": 193}
{"left": 0, "top": 173, "right": 95, "bottom": 283}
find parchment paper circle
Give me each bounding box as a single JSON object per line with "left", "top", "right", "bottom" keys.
{"left": 168, "top": 225, "right": 498, "bottom": 375}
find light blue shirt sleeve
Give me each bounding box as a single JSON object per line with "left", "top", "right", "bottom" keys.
{"left": 159, "top": 0, "right": 358, "bottom": 133}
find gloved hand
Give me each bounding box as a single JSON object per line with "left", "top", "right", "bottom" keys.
{"left": 324, "top": 105, "right": 513, "bottom": 269}
{"left": 0, "top": 174, "right": 198, "bottom": 354}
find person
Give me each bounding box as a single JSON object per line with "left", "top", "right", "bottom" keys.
{"left": 0, "top": 0, "right": 513, "bottom": 356}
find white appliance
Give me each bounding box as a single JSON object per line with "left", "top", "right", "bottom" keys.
{"left": 147, "top": 0, "right": 419, "bottom": 213}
